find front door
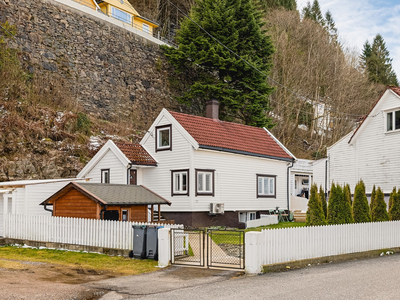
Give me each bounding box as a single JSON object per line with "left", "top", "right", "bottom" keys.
{"left": 130, "top": 169, "right": 137, "bottom": 185}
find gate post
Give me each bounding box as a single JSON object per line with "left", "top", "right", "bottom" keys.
{"left": 245, "top": 232, "right": 263, "bottom": 274}
{"left": 158, "top": 228, "right": 170, "bottom": 268}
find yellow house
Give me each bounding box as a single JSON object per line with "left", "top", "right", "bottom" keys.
{"left": 75, "top": 0, "right": 159, "bottom": 35}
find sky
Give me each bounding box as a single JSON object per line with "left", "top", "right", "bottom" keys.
{"left": 296, "top": 0, "right": 400, "bottom": 80}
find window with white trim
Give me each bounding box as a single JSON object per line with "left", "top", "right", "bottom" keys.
{"left": 101, "top": 169, "right": 110, "bottom": 184}
{"left": 386, "top": 109, "right": 400, "bottom": 132}
{"left": 122, "top": 210, "right": 128, "bottom": 222}
{"left": 156, "top": 125, "right": 171, "bottom": 151}
{"left": 196, "top": 169, "right": 214, "bottom": 196}
{"left": 111, "top": 7, "right": 131, "bottom": 24}
{"left": 172, "top": 170, "right": 189, "bottom": 195}
{"left": 257, "top": 175, "right": 276, "bottom": 197}
{"left": 239, "top": 212, "right": 256, "bottom": 223}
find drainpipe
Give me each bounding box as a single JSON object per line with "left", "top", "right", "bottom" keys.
{"left": 127, "top": 164, "right": 132, "bottom": 185}
{"left": 92, "top": 0, "right": 102, "bottom": 12}
{"left": 287, "top": 159, "right": 295, "bottom": 211}
{"left": 43, "top": 203, "right": 53, "bottom": 216}
{"left": 100, "top": 205, "right": 107, "bottom": 220}
{"left": 325, "top": 158, "right": 328, "bottom": 201}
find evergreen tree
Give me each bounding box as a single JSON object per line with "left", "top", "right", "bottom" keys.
{"left": 324, "top": 10, "right": 337, "bottom": 38}
{"left": 369, "top": 185, "right": 376, "bottom": 213}
{"left": 371, "top": 187, "right": 389, "bottom": 222}
{"left": 389, "top": 189, "right": 400, "bottom": 221}
{"left": 319, "top": 185, "right": 327, "bottom": 218}
{"left": 306, "top": 184, "right": 326, "bottom": 226}
{"left": 327, "top": 183, "right": 353, "bottom": 224}
{"left": 388, "top": 187, "right": 396, "bottom": 213}
{"left": 344, "top": 184, "right": 352, "bottom": 206}
{"left": 162, "top": 0, "right": 275, "bottom": 127}
{"left": 352, "top": 180, "right": 371, "bottom": 223}
{"left": 302, "top": 0, "right": 324, "bottom": 26}
{"left": 360, "top": 34, "right": 398, "bottom": 86}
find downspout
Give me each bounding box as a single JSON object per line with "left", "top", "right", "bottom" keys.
{"left": 43, "top": 203, "right": 53, "bottom": 216}
{"left": 287, "top": 159, "right": 295, "bottom": 211}
{"left": 92, "top": 0, "right": 102, "bottom": 12}
{"left": 127, "top": 163, "right": 132, "bottom": 185}
{"left": 100, "top": 205, "right": 107, "bottom": 220}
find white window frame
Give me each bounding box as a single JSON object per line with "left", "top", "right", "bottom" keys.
{"left": 142, "top": 23, "right": 150, "bottom": 34}
{"left": 101, "top": 169, "right": 110, "bottom": 184}
{"left": 239, "top": 212, "right": 256, "bottom": 223}
{"left": 257, "top": 174, "right": 276, "bottom": 198}
{"left": 196, "top": 169, "right": 214, "bottom": 196}
{"left": 111, "top": 7, "right": 131, "bottom": 24}
{"left": 385, "top": 109, "right": 400, "bottom": 133}
{"left": 156, "top": 125, "right": 171, "bottom": 151}
{"left": 171, "top": 169, "right": 189, "bottom": 196}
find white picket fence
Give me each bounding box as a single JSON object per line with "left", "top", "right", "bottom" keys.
{"left": 3, "top": 214, "right": 182, "bottom": 250}
{"left": 261, "top": 221, "right": 400, "bottom": 265}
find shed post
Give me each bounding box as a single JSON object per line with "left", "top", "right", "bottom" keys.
{"left": 151, "top": 205, "right": 154, "bottom": 222}
{"left": 245, "top": 231, "right": 263, "bottom": 274}
{"left": 158, "top": 204, "right": 161, "bottom": 222}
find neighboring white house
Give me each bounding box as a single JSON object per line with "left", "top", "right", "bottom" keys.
{"left": 327, "top": 86, "right": 400, "bottom": 198}
{"left": 0, "top": 178, "right": 88, "bottom": 236}
{"left": 78, "top": 102, "right": 296, "bottom": 227}
{"left": 289, "top": 159, "right": 313, "bottom": 212}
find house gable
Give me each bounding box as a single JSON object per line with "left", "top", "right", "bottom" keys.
{"left": 77, "top": 140, "right": 130, "bottom": 180}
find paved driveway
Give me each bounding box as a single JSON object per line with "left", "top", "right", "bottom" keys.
{"left": 90, "top": 254, "right": 400, "bottom": 300}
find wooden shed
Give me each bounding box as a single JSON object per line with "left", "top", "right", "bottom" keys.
{"left": 40, "top": 182, "right": 171, "bottom": 222}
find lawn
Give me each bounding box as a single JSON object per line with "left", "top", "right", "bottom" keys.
{"left": 0, "top": 245, "right": 158, "bottom": 275}
{"left": 209, "top": 222, "right": 307, "bottom": 245}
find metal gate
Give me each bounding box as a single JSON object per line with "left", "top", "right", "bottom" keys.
{"left": 171, "top": 228, "right": 244, "bottom": 270}
{"left": 171, "top": 228, "right": 205, "bottom": 267}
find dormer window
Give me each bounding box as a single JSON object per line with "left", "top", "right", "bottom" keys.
{"left": 386, "top": 110, "right": 400, "bottom": 132}
{"left": 156, "top": 125, "right": 172, "bottom": 151}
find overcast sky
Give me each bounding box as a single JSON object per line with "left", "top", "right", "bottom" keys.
{"left": 296, "top": 0, "right": 400, "bottom": 80}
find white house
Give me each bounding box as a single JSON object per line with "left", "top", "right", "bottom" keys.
{"left": 0, "top": 178, "right": 88, "bottom": 236}
{"left": 78, "top": 102, "right": 296, "bottom": 227}
{"left": 327, "top": 86, "right": 400, "bottom": 198}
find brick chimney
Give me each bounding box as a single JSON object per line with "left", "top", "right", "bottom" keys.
{"left": 206, "top": 100, "right": 219, "bottom": 120}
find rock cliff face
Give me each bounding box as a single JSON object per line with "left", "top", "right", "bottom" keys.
{"left": 0, "top": 0, "right": 182, "bottom": 181}
{"left": 1, "top": 0, "right": 178, "bottom": 129}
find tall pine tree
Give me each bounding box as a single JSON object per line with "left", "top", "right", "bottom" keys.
{"left": 162, "top": 0, "right": 275, "bottom": 127}
{"left": 360, "top": 34, "right": 398, "bottom": 86}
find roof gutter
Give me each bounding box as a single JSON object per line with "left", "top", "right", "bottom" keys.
{"left": 198, "top": 145, "right": 293, "bottom": 162}
{"left": 43, "top": 203, "right": 53, "bottom": 216}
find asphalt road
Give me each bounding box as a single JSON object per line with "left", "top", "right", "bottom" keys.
{"left": 91, "top": 254, "right": 400, "bottom": 300}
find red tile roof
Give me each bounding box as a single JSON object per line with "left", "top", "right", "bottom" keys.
{"left": 115, "top": 142, "right": 157, "bottom": 166}
{"left": 169, "top": 111, "right": 293, "bottom": 161}
{"left": 349, "top": 86, "right": 400, "bottom": 143}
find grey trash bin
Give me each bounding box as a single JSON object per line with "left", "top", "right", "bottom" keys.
{"left": 129, "top": 225, "right": 147, "bottom": 259}
{"left": 146, "top": 226, "right": 163, "bottom": 260}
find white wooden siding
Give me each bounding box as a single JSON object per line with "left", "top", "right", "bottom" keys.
{"left": 312, "top": 158, "right": 327, "bottom": 191}
{"left": 85, "top": 149, "right": 127, "bottom": 184}
{"left": 192, "top": 149, "right": 288, "bottom": 211}
{"left": 328, "top": 92, "right": 400, "bottom": 194}
{"left": 141, "top": 115, "right": 192, "bottom": 211}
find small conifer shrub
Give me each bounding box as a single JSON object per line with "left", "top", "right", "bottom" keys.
{"left": 306, "top": 184, "right": 326, "bottom": 226}
{"left": 352, "top": 180, "right": 371, "bottom": 223}
{"left": 327, "top": 183, "right": 353, "bottom": 224}
{"left": 319, "top": 185, "right": 327, "bottom": 218}
{"left": 371, "top": 187, "right": 389, "bottom": 222}
{"left": 389, "top": 188, "right": 400, "bottom": 221}
{"left": 369, "top": 185, "right": 376, "bottom": 213}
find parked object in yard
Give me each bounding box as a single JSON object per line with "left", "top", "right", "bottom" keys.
{"left": 146, "top": 226, "right": 162, "bottom": 260}
{"left": 130, "top": 225, "right": 147, "bottom": 259}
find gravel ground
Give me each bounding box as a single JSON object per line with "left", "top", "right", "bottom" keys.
{"left": 0, "top": 258, "right": 113, "bottom": 300}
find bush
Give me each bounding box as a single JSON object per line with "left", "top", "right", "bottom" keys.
{"left": 319, "top": 185, "right": 327, "bottom": 218}
{"left": 369, "top": 185, "right": 376, "bottom": 213}
{"left": 344, "top": 184, "right": 352, "bottom": 206}
{"left": 306, "top": 184, "right": 326, "bottom": 226}
{"left": 76, "top": 112, "right": 91, "bottom": 135}
{"left": 327, "top": 183, "right": 353, "bottom": 224}
{"left": 389, "top": 189, "right": 400, "bottom": 221}
{"left": 371, "top": 187, "right": 389, "bottom": 222}
{"left": 352, "top": 180, "right": 371, "bottom": 223}
{"left": 388, "top": 187, "right": 396, "bottom": 212}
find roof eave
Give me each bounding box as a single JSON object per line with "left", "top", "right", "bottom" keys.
{"left": 198, "top": 145, "right": 294, "bottom": 162}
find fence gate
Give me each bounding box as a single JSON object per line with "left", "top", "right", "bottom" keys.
{"left": 207, "top": 229, "right": 244, "bottom": 270}
{"left": 171, "top": 228, "right": 205, "bottom": 267}
{"left": 171, "top": 228, "right": 244, "bottom": 270}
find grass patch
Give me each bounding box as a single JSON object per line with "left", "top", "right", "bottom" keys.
{"left": 245, "top": 222, "right": 307, "bottom": 232}
{"left": 0, "top": 246, "right": 158, "bottom": 275}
